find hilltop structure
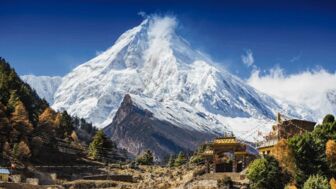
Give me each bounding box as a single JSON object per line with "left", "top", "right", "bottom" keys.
{"left": 258, "top": 113, "right": 316, "bottom": 155}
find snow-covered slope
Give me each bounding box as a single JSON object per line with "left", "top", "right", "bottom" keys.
{"left": 21, "top": 75, "right": 62, "bottom": 104}
{"left": 52, "top": 15, "right": 313, "bottom": 141}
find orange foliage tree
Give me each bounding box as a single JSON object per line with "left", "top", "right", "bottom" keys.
{"left": 330, "top": 178, "right": 336, "bottom": 189}
{"left": 10, "top": 100, "right": 33, "bottom": 132}
{"left": 326, "top": 140, "right": 336, "bottom": 171}
{"left": 38, "top": 107, "right": 57, "bottom": 126}
{"left": 272, "top": 139, "right": 297, "bottom": 177}
{"left": 13, "top": 140, "right": 31, "bottom": 160}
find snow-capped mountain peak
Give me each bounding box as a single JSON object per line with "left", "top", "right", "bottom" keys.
{"left": 51, "top": 15, "right": 312, "bottom": 141}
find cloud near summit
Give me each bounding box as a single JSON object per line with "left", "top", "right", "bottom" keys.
{"left": 247, "top": 66, "right": 336, "bottom": 119}
{"left": 241, "top": 49, "right": 254, "bottom": 67}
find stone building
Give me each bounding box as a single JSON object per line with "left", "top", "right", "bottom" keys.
{"left": 258, "top": 113, "right": 316, "bottom": 155}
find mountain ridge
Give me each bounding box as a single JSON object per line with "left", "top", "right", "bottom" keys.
{"left": 22, "top": 16, "right": 316, "bottom": 144}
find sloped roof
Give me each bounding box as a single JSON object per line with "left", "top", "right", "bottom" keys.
{"left": 0, "top": 168, "right": 10, "bottom": 174}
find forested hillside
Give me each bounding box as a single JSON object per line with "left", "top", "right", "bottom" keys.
{"left": 0, "top": 57, "right": 97, "bottom": 165}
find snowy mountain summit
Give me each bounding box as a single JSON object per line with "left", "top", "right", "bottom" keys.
{"left": 52, "top": 15, "right": 308, "bottom": 141}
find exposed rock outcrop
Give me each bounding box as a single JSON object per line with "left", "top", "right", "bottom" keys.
{"left": 104, "top": 94, "right": 216, "bottom": 160}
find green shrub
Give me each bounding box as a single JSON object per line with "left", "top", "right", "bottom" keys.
{"left": 323, "top": 114, "right": 335, "bottom": 125}
{"left": 136, "top": 150, "right": 154, "bottom": 165}
{"left": 189, "top": 154, "right": 204, "bottom": 165}
{"left": 303, "top": 174, "right": 330, "bottom": 189}
{"left": 218, "top": 176, "right": 233, "bottom": 188}
{"left": 247, "top": 156, "right": 289, "bottom": 189}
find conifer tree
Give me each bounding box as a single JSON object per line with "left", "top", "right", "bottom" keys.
{"left": 7, "top": 91, "right": 20, "bottom": 112}
{"left": 10, "top": 100, "right": 33, "bottom": 132}
{"left": 88, "top": 130, "right": 112, "bottom": 160}
{"left": 12, "top": 140, "right": 31, "bottom": 161}
{"left": 174, "top": 151, "right": 187, "bottom": 167}
{"left": 60, "top": 111, "right": 74, "bottom": 137}
{"left": 167, "top": 155, "right": 175, "bottom": 167}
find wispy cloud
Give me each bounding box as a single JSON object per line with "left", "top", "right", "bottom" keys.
{"left": 241, "top": 49, "right": 254, "bottom": 67}
{"left": 290, "top": 52, "right": 302, "bottom": 62}
{"left": 138, "top": 11, "right": 146, "bottom": 18}
{"left": 247, "top": 66, "right": 336, "bottom": 119}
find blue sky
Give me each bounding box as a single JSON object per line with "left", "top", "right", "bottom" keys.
{"left": 0, "top": 0, "right": 335, "bottom": 78}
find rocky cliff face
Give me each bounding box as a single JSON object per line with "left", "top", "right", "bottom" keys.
{"left": 104, "top": 94, "right": 216, "bottom": 160}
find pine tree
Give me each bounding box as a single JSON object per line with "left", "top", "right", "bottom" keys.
{"left": 167, "top": 155, "right": 175, "bottom": 167}
{"left": 174, "top": 151, "right": 186, "bottom": 167}
{"left": 12, "top": 140, "right": 31, "bottom": 161}
{"left": 88, "top": 130, "right": 111, "bottom": 160}
{"left": 55, "top": 111, "right": 74, "bottom": 138}
{"left": 7, "top": 91, "right": 20, "bottom": 112}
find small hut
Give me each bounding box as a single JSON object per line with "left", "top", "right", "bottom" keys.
{"left": 0, "top": 168, "right": 10, "bottom": 182}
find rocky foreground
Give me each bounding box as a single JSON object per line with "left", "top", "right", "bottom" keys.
{"left": 1, "top": 165, "right": 248, "bottom": 189}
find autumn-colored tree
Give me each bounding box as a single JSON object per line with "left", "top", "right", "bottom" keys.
{"left": 2, "top": 141, "right": 10, "bottom": 157}
{"left": 0, "top": 102, "right": 10, "bottom": 132}
{"left": 330, "top": 178, "right": 336, "bottom": 189}
{"left": 284, "top": 183, "right": 298, "bottom": 189}
{"left": 10, "top": 100, "right": 33, "bottom": 132}
{"left": 326, "top": 140, "right": 336, "bottom": 170}
{"left": 272, "top": 139, "right": 297, "bottom": 177}
{"left": 7, "top": 91, "right": 20, "bottom": 112}
{"left": 54, "top": 113, "right": 62, "bottom": 127}
{"left": 38, "top": 107, "right": 56, "bottom": 126}
{"left": 13, "top": 140, "right": 31, "bottom": 160}
{"left": 70, "top": 131, "right": 79, "bottom": 142}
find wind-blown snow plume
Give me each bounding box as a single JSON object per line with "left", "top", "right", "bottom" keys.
{"left": 248, "top": 67, "right": 336, "bottom": 120}
{"left": 51, "top": 15, "right": 316, "bottom": 141}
